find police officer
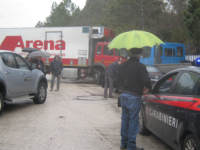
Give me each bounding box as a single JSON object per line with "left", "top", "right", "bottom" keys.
{"left": 118, "top": 48, "right": 151, "bottom": 150}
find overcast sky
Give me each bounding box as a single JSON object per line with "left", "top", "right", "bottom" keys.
{"left": 0, "top": 0, "right": 86, "bottom": 28}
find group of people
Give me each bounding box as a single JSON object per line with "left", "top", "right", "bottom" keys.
{"left": 104, "top": 48, "right": 151, "bottom": 150}
{"left": 28, "top": 55, "right": 63, "bottom": 91}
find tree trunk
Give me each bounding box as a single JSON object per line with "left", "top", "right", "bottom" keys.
{"left": 140, "top": 0, "right": 144, "bottom": 30}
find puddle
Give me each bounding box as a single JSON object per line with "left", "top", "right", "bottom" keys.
{"left": 70, "top": 95, "right": 106, "bottom": 101}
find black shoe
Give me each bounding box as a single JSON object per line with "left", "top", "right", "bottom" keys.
{"left": 120, "top": 145, "right": 127, "bottom": 150}
{"left": 133, "top": 147, "right": 144, "bottom": 150}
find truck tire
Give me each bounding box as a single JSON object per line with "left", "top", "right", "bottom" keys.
{"left": 139, "top": 109, "right": 150, "bottom": 135}
{"left": 33, "top": 82, "right": 47, "bottom": 104}
{"left": 183, "top": 134, "right": 199, "bottom": 150}
{"left": 0, "top": 93, "right": 4, "bottom": 116}
{"left": 93, "top": 70, "right": 101, "bottom": 85}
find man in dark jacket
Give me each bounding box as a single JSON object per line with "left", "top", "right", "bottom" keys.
{"left": 50, "top": 55, "right": 63, "bottom": 91}
{"left": 119, "top": 48, "right": 151, "bottom": 150}
{"left": 104, "top": 59, "right": 121, "bottom": 98}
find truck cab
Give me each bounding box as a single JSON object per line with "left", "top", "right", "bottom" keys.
{"left": 140, "top": 42, "right": 186, "bottom": 65}
{"left": 94, "top": 42, "right": 127, "bottom": 68}
{"left": 92, "top": 42, "right": 128, "bottom": 85}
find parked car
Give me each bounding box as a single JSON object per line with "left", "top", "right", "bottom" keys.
{"left": 145, "top": 65, "right": 165, "bottom": 85}
{"left": 0, "top": 50, "right": 48, "bottom": 116}
{"left": 139, "top": 67, "right": 200, "bottom": 150}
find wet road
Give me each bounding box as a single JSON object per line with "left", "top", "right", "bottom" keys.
{"left": 0, "top": 79, "right": 173, "bottom": 150}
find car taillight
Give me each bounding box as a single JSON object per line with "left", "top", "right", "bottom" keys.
{"left": 168, "top": 78, "right": 173, "bottom": 81}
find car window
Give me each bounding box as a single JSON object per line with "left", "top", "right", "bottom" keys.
{"left": 146, "top": 66, "right": 161, "bottom": 73}
{"left": 14, "top": 55, "right": 30, "bottom": 70}
{"left": 2, "top": 53, "right": 17, "bottom": 68}
{"left": 173, "top": 72, "right": 199, "bottom": 95}
{"left": 96, "top": 46, "right": 102, "bottom": 55}
{"left": 153, "top": 72, "right": 178, "bottom": 94}
{"left": 0, "top": 54, "right": 3, "bottom": 60}
{"left": 193, "top": 79, "right": 200, "bottom": 95}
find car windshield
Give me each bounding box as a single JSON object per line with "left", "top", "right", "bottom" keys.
{"left": 142, "top": 47, "right": 151, "bottom": 58}
{"left": 146, "top": 66, "right": 161, "bottom": 73}
{"left": 115, "top": 48, "right": 128, "bottom": 58}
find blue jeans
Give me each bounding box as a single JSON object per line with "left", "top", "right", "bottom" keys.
{"left": 120, "top": 93, "right": 142, "bottom": 150}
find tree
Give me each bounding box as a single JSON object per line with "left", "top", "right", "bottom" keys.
{"left": 103, "top": 0, "right": 166, "bottom": 36}
{"left": 183, "top": 0, "right": 200, "bottom": 48}
{"left": 35, "top": 0, "right": 80, "bottom": 27}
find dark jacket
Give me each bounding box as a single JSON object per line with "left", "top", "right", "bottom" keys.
{"left": 105, "top": 61, "right": 119, "bottom": 78}
{"left": 50, "top": 55, "right": 63, "bottom": 76}
{"left": 119, "top": 57, "right": 151, "bottom": 97}
{"left": 31, "top": 58, "right": 44, "bottom": 72}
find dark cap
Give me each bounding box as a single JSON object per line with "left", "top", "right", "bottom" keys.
{"left": 129, "top": 48, "right": 143, "bottom": 54}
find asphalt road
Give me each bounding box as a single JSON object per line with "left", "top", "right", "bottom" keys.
{"left": 0, "top": 78, "right": 173, "bottom": 150}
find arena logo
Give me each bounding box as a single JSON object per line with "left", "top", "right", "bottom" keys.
{"left": 0, "top": 36, "right": 66, "bottom": 51}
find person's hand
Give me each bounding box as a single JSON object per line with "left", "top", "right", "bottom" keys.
{"left": 38, "top": 65, "right": 41, "bottom": 68}
{"left": 143, "top": 86, "right": 149, "bottom": 94}
{"left": 49, "top": 72, "right": 52, "bottom": 75}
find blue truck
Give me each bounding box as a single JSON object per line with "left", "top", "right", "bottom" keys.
{"left": 140, "top": 42, "right": 191, "bottom": 73}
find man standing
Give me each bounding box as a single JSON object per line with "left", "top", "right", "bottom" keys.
{"left": 104, "top": 59, "right": 121, "bottom": 98}
{"left": 50, "top": 55, "right": 63, "bottom": 91}
{"left": 36, "top": 56, "right": 44, "bottom": 72}
{"left": 119, "top": 48, "right": 151, "bottom": 150}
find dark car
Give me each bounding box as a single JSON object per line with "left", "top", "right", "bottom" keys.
{"left": 139, "top": 67, "right": 200, "bottom": 150}
{"left": 146, "top": 65, "right": 165, "bottom": 85}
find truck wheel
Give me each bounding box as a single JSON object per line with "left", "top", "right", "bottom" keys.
{"left": 33, "top": 82, "right": 47, "bottom": 104}
{"left": 0, "top": 93, "right": 4, "bottom": 116}
{"left": 183, "top": 134, "right": 199, "bottom": 150}
{"left": 93, "top": 70, "right": 101, "bottom": 85}
{"left": 139, "top": 109, "right": 150, "bottom": 135}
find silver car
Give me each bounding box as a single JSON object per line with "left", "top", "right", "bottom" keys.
{"left": 0, "top": 50, "right": 48, "bottom": 116}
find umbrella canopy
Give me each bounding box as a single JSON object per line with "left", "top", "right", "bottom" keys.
{"left": 22, "top": 47, "right": 41, "bottom": 53}
{"left": 108, "top": 30, "right": 164, "bottom": 50}
{"left": 27, "top": 51, "right": 50, "bottom": 58}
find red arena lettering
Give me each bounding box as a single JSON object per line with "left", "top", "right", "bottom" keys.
{"left": 0, "top": 36, "right": 66, "bottom": 51}
{"left": 44, "top": 40, "right": 54, "bottom": 50}
{"left": 55, "top": 40, "right": 65, "bottom": 50}
{"left": 0, "top": 36, "right": 25, "bottom": 51}
{"left": 26, "top": 40, "right": 33, "bottom": 47}
{"left": 33, "top": 40, "right": 43, "bottom": 49}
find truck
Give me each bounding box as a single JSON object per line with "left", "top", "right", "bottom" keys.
{"left": 140, "top": 42, "right": 191, "bottom": 73}
{"left": 0, "top": 26, "right": 128, "bottom": 85}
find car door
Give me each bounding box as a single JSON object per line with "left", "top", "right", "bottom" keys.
{"left": 143, "top": 71, "right": 180, "bottom": 140}
{"left": 102, "top": 45, "right": 116, "bottom": 68}
{"left": 162, "top": 71, "right": 200, "bottom": 148}
{"left": 1, "top": 53, "right": 23, "bottom": 96}
{"left": 13, "top": 54, "right": 35, "bottom": 93}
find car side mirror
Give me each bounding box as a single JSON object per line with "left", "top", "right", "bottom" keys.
{"left": 31, "top": 63, "right": 36, "bottom": 70}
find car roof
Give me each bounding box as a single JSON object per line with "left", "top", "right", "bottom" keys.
{"left": 0, "top": 50, "right": 16, "bottom": 53}
{"left": 168, "top": 66, "right": 200, "bottom": 74}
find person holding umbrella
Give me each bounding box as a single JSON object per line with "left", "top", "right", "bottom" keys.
{"left": 49, "top": 55, "right": 63, "bottom": 91}
{"left": 108, "top": 30, "right": 164, "bottom": 150}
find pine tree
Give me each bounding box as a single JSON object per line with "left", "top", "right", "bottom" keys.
{"left": 183, "top": 0, "right": 200, "bottom": 47}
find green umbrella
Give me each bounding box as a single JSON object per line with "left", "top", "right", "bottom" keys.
{"left": 108, "top": 30, "right": 164, "bottom": 50}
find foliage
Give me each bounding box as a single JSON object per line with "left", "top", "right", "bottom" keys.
{"left": 35, "top": 0, "right": 197, "bottom": 51}
{"left": 183, "top": 0, "right": 200, "bottom": 48}
{"left": 35, "top": 0, "right": 80, "bottom": 27}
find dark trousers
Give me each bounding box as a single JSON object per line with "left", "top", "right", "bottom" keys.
{"left": 51, "top": 74, "right": 61, "bottom": 89}
{"left": 104, "top": 76, "right": 114, "bottom": 98}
